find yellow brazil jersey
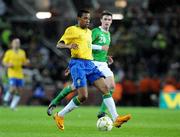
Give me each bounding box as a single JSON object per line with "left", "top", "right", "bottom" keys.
{"left": 58, "top": 25, "right": 93, "bottom": 60}
{"left": 2, "top": 49, "right": 27, "bottom": 79}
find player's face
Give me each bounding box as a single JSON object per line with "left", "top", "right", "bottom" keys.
{"left": 101, "top": 15, "right": 112, "bottom": 30}
{"left": 78, "top": 13, "right": 90, "bottom": 29}
{"left": 11, "top": 38, "right": 20, "bottom": 50}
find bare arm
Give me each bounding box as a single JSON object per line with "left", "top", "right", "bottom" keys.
{"left": 57, "top": 42, "right": 78, "bottom": 49}
{"left": 23, "top": 59, "right": 30, "bottom": 66}
{"left": 107, "top": 56, "right": 113, "bottom": 65}
{"left": 3, "top": 62, "right": 14, "bottom": 68}
{"left": 64, "top": 67, "right": 70, "bottom": 76}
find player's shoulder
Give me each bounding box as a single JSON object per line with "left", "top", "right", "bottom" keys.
{"left": 66, "top": 25, "right": 77, "bottom": 31}
{"left": 67, "top": 25, "right": 75, "bottom": 29}
{"left": 87, "top": 28, "right": 92, "bottom": 34}
{"left": 19, "top": 49, "right": 26, "bottom": 54}
{"left": 63, "top": 25, "right": 77, "bottom": 34}
{"left": 92, "top": 27, "right": 100, "bottom": 32}
{"left": 5, "top": 49, "right": 12, "bottom": 54}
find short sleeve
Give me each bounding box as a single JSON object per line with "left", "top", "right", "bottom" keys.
{"left": 2, "top": 51, "right": 10, "bottom": 64}
{"left": 57, "top": 27, "right": 76, "bottom": 45}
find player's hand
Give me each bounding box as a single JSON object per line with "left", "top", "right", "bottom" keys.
{"left": 56, "top": 42, "right": 78, "bottom": 49}
{"left": 70, "top": 44, "right": 78, "bottom": 49}
{"left": 7, "top": 63, "right": 14, "bottom": 68}
{"left": 26, "top": 59, "right": 30, "bottom": 64}
{"left": 24, "top": 59, "right": 30, "bottom": 66}
{"left": 108, "top": 56, "right": 113, "bottom": 65}
{"left": 64, "top": 67, "right": 70, "bottom": 76}
{"left": 102, "top": 46, "right": 109, "bottom": 51}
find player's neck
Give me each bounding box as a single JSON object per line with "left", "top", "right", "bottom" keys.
{"left": 77, "top": 24, "right": 87, "bottom": 30}
{"left": 13, "top": 48, "right": 19, "bottom": 53}
{"left": 99, "top": 26, "right": 109, "bottom": 32}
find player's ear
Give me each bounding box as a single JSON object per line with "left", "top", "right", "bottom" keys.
{"left": 77, "top": 17, "right": 81, "bottom": 20}
{"left": 77, "top": 17, "right": 81, "bottom": 24}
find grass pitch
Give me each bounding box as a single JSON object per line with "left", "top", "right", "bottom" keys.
{"left": 0, "top": 106, "right": 179, "bottom": 137}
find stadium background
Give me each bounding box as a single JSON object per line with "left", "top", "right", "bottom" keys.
{"left": 0, "top": 0, "right": 180, "bottom": 107}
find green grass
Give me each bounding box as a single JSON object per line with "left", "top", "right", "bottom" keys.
{"left": 0, "top": 106, "right": 180, "bottom": 137}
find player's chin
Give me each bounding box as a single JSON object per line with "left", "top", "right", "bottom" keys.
{"left": 105, "top": 24, "right": 110, "bottom": 27}
{"left": 86, "top": 23, "right": 89, "bottom": 27}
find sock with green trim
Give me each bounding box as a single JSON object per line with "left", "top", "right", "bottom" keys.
{"left": 98, "top": 89, "right": 114, "bottom": 114}
{"left": 72, "top": 96, "right": 81, "bottom": 106}
{"left": 10, "top": 93, "right": 20, "bottom": 109}
{"left": 103, "top": 92, "right": 118, "bottom": 121}
{"left": 3, "top": 90, "right": 11, "bottom": 103}
{"left": 51, "top": 85, "right": 73, "bottom": 105}
{"left": 58, "top": 96, "right": 81, "bottom": 117}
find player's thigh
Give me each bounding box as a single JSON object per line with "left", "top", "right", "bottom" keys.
{"left": 17, "top": 87, "right": 24, "bottom": 94}
{"left": 70, "top": 64, "right": 87, "bottom": 88}
{"left": 70, "top": 83, "right": 76, "bottom": 90}
{"left": 95, "top": 62, "right": 115, "bottom": 89}
{"left": 100, "top": 64, "right": 114, "bottom": 78}
{"left": 93, "top": 78, "right": 108, "bottom": 94}
{"left": 9, "top": 78, "right": 18, "bottom": 92}
{"left": 16, "top": 79, "right": 24, "bottom": 92}
{"left": 17, "top": 79, "right": 24, "bottom": 87}
{"left": 87, "top": 63, "right": 105, "bottom": 86}
{"left": 9, "top": 86, "right": 17, "bottom": 93}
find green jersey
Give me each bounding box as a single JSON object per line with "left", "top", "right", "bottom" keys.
{"left": 92, "top": 27, "right": 111, "bottom": 62}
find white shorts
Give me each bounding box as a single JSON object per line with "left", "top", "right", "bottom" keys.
{"left": 92, "top": 61, "right": 114, "bottom": 78}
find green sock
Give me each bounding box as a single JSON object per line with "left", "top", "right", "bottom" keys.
{"left": 73, "top": 96, "right": 81, "bottom": 106}
{"left": 99, "top": 89, "right": 114, "bottom": 114}
{"left": 51, "top": 85, "right": 73, "bottom": 105}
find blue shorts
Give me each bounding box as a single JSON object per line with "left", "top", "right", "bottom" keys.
{"left": 9, "top": 78, "right": 24, "bottom": 87}
{"left": 69, "top": 59, "right": 104, "bottom": 88}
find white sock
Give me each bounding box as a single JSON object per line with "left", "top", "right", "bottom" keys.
{"left": 103, "top": 97, "right": 119, "bottom": 121}
{"left": 10, "top": 95, "right": 20, "bottom": 109}
{"left": 58, "top": 99, "right": 78, "bottom": 117}
{"left": 4, "top": 91, "right": 11, "bottom": 102}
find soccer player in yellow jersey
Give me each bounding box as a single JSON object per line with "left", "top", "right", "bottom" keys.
{"left": 2, "top": 37, "right": 29, "bottom": 110}
{"left": 53, "top": 9, "right": 131, "bottom": 131}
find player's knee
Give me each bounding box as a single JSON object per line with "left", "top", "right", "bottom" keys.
{"left": 105, "top": 81, "right": 115, "bottom": 90}
{"left": 10, "top": 86, "right": 17, "bottom": 93}
{"left": 109, "top": 83, "right": 115, "bottom": 90}
{"left": 101, "top": 84, "right": 109, "bottom": 93}
{"left": 79, "top": 95, "right": 88, "bottom": 102}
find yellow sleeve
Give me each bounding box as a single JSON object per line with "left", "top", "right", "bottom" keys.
{"left": 57, "top": 26, "right": 78, "bottom": 45}
{"left": 2, "top": 51, "right": 10, "bottom": 64}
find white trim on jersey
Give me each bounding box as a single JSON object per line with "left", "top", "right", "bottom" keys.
{"left": 92, "top": 44, "right": 102, "bottom": 50}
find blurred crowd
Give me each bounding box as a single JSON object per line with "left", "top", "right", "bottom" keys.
{"left": 109, "top": 4, "right": 180, "bottom": 106}
{"left": 0, "top": 0, "right": 180, "bottom": 106}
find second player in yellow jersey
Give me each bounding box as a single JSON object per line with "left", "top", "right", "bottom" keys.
{"left": 3, "top": 49, "right": 28, "bottom": 79}
{"left": 2, "top": 37, "right": 29, "bottom": 110}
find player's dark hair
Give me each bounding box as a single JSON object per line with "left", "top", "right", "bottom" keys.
{"left": 77, "top": 9, "right": 90, "bottom": 17}
{"left": 101, "top": 10, "right": 112, "bottom": 18}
